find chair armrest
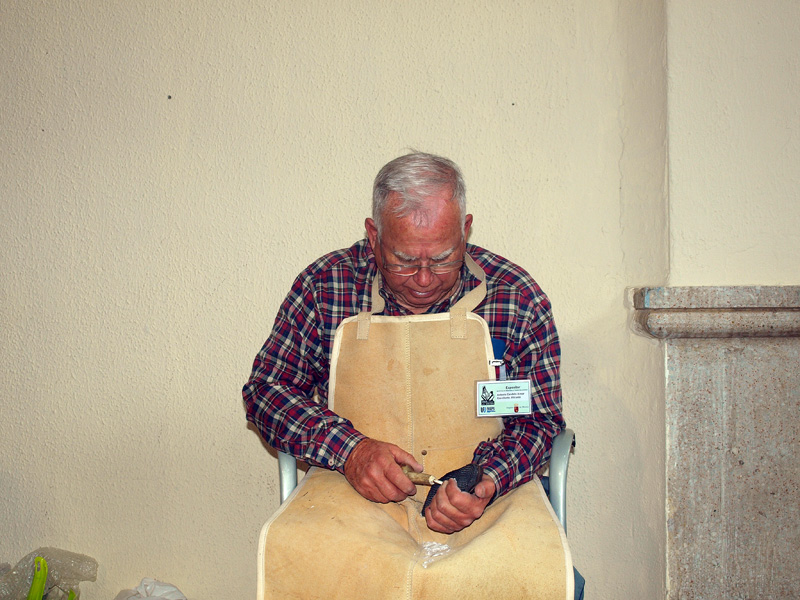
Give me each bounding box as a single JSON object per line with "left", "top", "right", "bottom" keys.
{"left": 278, "top": 451, "right": 298, "bottom": 504}
{"left": 547, "top": 428, "right": 575, "bottom": 535}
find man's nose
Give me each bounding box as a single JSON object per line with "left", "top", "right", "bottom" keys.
{"left": 413, "top": 267, "right": 434, "bottom": 286}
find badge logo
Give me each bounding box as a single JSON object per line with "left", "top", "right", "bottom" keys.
{"left": 480, "top": 386, "right": 495, "bottom": 406}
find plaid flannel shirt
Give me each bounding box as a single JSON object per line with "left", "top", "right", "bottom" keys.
{"left": 243, "top": 239, "right": 563, "bottom": 497}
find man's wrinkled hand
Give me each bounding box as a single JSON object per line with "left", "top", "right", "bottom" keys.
{"left": 344, "top": 438, "right": 424, "bottom": 503}
{"left": 424, "top": 476, "right": 496, "bottom": 533}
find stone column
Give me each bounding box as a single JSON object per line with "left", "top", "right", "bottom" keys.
{"left": 632, "top": 286, "right": 800, "bottom": 599}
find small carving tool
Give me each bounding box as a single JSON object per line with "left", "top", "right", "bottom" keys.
{"left": 402, "top": 466, "right": 444, "bottom": 486}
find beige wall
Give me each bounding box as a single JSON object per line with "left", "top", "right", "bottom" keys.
{"left": 668, "top": 0, "right": 800, "bottom": 285}
{"left": 0, "top": 1, "right": 719, "bottom": 598}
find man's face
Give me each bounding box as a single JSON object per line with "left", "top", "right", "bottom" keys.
{"left": 365, "top": 187, "right": 473, "bottom": 314}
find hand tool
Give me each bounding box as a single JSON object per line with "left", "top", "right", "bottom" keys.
{"left": 402, "top": 466, "right": 443, "bottom": 486}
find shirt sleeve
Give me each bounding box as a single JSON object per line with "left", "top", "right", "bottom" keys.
{"left": 242, "top": 274, "right": 366, "bottom": 471}
{"left": 472, "top": 302, "right": 564, "bottom": 498}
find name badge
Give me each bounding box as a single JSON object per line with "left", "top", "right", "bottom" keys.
{"left": 476, "top": 379, "right": 532, "bottom": 417}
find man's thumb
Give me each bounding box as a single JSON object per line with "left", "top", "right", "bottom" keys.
{"left": 475, "top": 481, "right": 490, "bottom": 498}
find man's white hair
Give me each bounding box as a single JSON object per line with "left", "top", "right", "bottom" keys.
{"left": 372, "top": 152, "right": 466, "bottom": 236}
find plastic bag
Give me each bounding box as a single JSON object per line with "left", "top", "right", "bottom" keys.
{"left": 0, "top": 548, "right": 97, "bottom": 600}
{"left": 113, "top": 579, "right": 187, "bottom": 600}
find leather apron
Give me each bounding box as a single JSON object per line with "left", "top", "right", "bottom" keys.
{"left": 259, "top": 256, "right": 572, "bottom": 600}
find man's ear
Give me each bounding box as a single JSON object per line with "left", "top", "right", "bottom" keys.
{"left": 365, "top": 218, "right": 379, "bottom": 250}
{"left": 463, "top": 214, "right": 473, "bottom": 241}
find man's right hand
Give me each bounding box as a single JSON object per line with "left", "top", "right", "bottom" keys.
{"left": 344, "top": 438, "right": 423, "bottom": 503}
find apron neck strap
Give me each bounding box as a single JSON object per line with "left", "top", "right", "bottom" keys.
{"left": 358, "top": 254, "right": 487, "bottom": 340}
{"left": 453, "top": 254, "right": 487, "bottom": 313}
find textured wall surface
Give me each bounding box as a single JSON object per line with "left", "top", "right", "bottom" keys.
{"left": 1, "top": 2, "right": 669, "bottom": 598}
{"left": 668, "top": 0, "right": 800, "bottom": 285}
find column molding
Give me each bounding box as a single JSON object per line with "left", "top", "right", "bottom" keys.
{"left": 631, "top": 286, "right": 800, "bottom": 339}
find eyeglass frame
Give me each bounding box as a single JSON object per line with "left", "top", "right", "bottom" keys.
{"left": 377, "top": 238, "right": 465, "bottom": 277}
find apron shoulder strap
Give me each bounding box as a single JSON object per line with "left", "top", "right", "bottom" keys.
{"left": 449, "top": 254, "right": 487, "bottom": 338}
{"left": 356, "top": 270, "right": 385, "bottom": 339}
{"left": 357, "top": 254, "right": 488, "bottom": 340}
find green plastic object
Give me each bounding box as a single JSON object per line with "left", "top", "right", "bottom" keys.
{"left": 27, "top": 557, "right": 48, "bottom": 600}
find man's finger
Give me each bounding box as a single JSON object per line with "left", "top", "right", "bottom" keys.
{"left": 425, "top": 481, "right": 465, "bottom": 533}
{"left": 344, "top": 438, "right": 420, "bottom": 502}
{"left": 387, "top": 445, "right": 423, "bottom": 473}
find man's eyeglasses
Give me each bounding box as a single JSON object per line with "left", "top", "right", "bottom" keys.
{"left": 382, "top": 259, "right": 464, "bottom": 277}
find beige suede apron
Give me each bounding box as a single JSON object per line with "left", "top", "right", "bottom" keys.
{"left": 259, "top": 256, "right": 573, "bottom": 600}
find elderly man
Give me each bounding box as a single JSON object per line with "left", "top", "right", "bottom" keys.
{"left": 243, "top": 152, "right": 564, "bottom": 537}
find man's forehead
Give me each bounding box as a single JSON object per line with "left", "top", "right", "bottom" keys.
{"left": 379, "top": 209, "right": 463, "bottom": 257}
{"left": 384, "top": 197, "right": 459, "bottom": 228}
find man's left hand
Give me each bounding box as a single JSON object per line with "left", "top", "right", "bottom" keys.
{"left": 424, "top": 476, "right": 496, "bottom": 533}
